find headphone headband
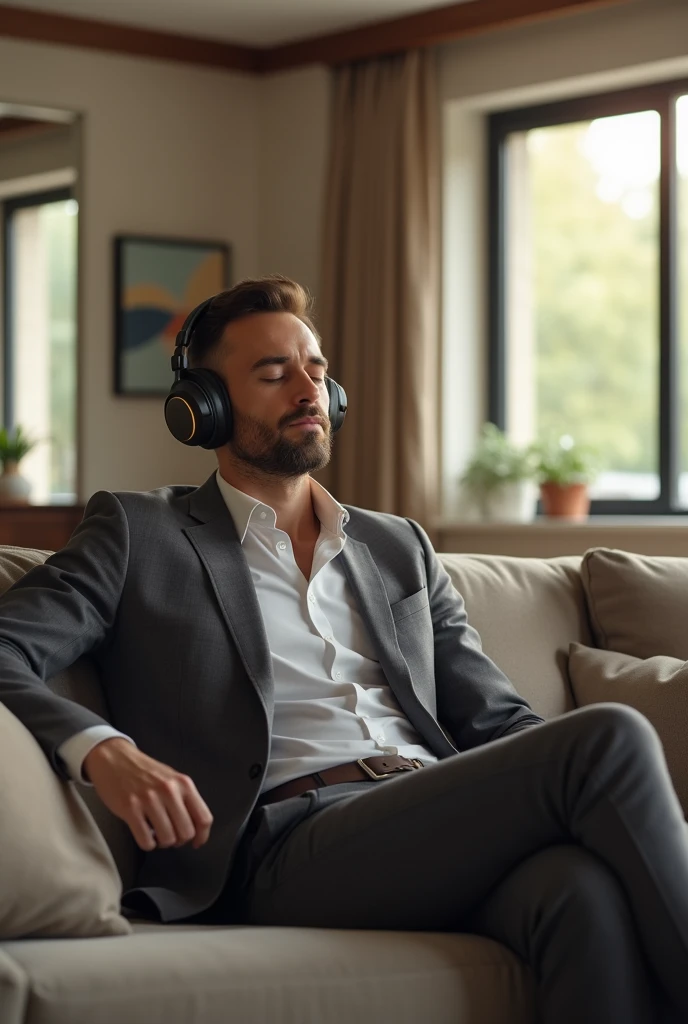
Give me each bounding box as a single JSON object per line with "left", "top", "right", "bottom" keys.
{"left": 170, "top": 297, "right": 215, "bottom": 382}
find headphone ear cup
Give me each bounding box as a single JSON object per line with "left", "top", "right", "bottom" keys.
{"left": 326, "top": 377, "right": 348, "bottom": 434}
{"left": 164, "top": 369, "right": 233, "bottom": 448}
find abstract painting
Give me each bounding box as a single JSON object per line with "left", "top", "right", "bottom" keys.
{"left": 114, "top": 234, "right": 230, "bottom": 395}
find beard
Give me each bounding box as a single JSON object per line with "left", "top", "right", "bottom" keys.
{"left": 230, "top": 407, "right": 332, "bottom": 477}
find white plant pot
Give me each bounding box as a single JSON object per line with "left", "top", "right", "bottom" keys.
{"left": 0, "top": 462, "right": 32, "bottom": 507}
{"left": 484, "top": 480, "right": 537, "bottom": 523}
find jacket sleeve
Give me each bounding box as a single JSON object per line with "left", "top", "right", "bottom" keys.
{"left": 406, "top": 519, "right": 545, "bottom": 750}
{"left": 0, "top": 489, "right": 129, "bottom": 780}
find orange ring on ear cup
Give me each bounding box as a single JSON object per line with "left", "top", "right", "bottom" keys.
{"left": 167, "top": 395, "right": 196, "bottom": 442}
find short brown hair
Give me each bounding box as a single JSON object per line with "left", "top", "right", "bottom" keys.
{"left": 187, "top": 275, "right": 320, "bottom": 369}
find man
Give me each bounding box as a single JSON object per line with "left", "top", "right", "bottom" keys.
{"left": 0, "top": 275, "right": 686, "bottom": 1023}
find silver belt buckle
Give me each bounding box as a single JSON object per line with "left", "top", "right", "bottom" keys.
{"left": 356, "top": 757, "right": 424, "bottom": 780}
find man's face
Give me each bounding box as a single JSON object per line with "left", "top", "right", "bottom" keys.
{"left": 217, "top": 311, "right": 332, "bottom": 477}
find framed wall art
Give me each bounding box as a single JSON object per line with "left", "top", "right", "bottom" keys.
{"left": 114, "top": 234, "right": 230, "bottom": 396}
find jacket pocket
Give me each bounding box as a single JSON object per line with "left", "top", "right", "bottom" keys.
{"left": 390, "top": 588, "right": 429, "bottom": 623}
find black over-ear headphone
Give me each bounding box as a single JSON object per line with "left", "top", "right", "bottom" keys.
{"left": 164, "top": 296, "right": 348, "bottom": 449}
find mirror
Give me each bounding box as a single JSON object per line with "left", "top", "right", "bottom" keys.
{"left": 0, "top": 102, "right": 80, "bottom": 505}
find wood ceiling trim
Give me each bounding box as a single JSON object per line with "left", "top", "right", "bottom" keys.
{"left": 256, "top": 0, "right": 630, "bottom": 73}
{"left": 0, "top": 0, "right": 630, "bottom": 76}
{"left": 0, "top": 4, "right": 259, "bottom": 72}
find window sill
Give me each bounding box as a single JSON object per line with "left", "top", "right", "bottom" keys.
{"left": 435, "top": 517, "right": 688, "bottom": 558}
{"left": 436, "top": 516, "right": 688, "bottom": 529}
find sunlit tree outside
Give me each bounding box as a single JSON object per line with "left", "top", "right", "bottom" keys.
{"left": 44, "top": 199, "right": 78, "bottom": 501}
{"left": 678, "top": 96, "right": 688, "bottom": 505}
{"left": 511, "top": 110, "right": 662, "bottom": 500}
{"left": 9, "top": 195, "right": 77, "bottom": 503}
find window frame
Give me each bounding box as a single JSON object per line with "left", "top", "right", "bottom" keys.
{"left": 488, "top": 78, "right": 688, "bottom": 515}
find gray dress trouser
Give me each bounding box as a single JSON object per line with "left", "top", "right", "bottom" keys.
{"left": 211, "top": 704, "right": 688, "bottom": 1023}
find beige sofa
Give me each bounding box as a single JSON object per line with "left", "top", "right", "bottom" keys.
{"left": 1, "top": 544, "right": 686, "bottom": 1024}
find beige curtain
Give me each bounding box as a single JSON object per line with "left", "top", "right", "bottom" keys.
{"left": 319, "top": 49, "right": 440, "bottom": 531}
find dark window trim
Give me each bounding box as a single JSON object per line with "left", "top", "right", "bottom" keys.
{"left": 488, "top": 78, "right": 688, "bottom": 515}
{"left": 2, "top": 186, "right": 73, "bottom": 430}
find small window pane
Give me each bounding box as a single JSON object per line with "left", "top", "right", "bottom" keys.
{"left": 678, "top": 95, "right": 688, "bottom": 506}
{"left": 8, "top": 197, "right": 78, "bottom": 504}
{"left": 505, "top": 111, "right": 660, "bottom": 501}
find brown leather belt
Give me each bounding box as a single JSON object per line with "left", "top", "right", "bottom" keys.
{"left": 259, "top": 754, "right": 425, "bottom": 806}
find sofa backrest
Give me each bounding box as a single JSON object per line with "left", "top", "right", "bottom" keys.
{"left": 438, "top": 553, "right": 591, "bottom": 719}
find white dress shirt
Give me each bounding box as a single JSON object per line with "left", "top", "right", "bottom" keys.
{"left": 58, "top": 471, "right": 437, "bottom": 789}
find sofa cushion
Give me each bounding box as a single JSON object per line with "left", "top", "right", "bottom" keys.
{"left": 1, "top": 924, "right": 535, "bottom": 1024}
{"left": 438, "top": 554, "right": 587, "bottom": 719}
{"left": 0, "top": 545, "right": 140, "bottom": 891}
{"left": 581, "top": 548, "right": 688, "bottom": 659}
{"left": 0, "top": 949, "right": 26, "bottom": 1024}
{"left": 0, "top": 702, "right": 131, "bottom": 939}
{"left": 568, "top": 643, "right": 688, "bottom": 816}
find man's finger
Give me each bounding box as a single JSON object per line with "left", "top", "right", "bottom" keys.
{"left": 141, "top": 790, "right": 177, "bottom": 848}
{"left": 185, "top": 792, "right": 214, "bottom": 848}
{"left": 126, "top": 798, "right": 158, "bottom": 852}
{"left": 163, "top": 787, "right": 198, "bottom": 846}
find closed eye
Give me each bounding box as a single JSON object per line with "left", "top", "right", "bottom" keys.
{"left": 261, "top": 377, "right": 325, "bottom": 384}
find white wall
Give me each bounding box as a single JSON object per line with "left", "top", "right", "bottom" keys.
{"left": 438, "top": 0, "right": 688, "bottom": 517}
{"left": 258, "top": 66, "right": 331, "bottom": 312}
{"left": 0, "top": 36, "right": 260, "bottom": 499}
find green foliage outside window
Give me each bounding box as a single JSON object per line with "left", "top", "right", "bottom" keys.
{"left": 529, "top": 117, "right": 663, "bottom": 479}
{"left": 44, "top": 201, "right": 77, "bottom": 498}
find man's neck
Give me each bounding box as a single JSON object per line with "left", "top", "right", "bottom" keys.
{"left": 216, "top": 460, "right": 319, "bottom": 545}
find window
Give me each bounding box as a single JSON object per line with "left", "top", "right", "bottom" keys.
{"left": 2, "top": 188, "right": 78, "bottom": 504}
{"left": 489, "top": 79, "right": 688, "bottom": 514}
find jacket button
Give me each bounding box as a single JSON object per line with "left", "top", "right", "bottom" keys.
{"left": 249, "top": 763, "right": 263, "bottom": 780}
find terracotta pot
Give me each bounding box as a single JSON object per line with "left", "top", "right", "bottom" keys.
{"left": 539, "top": 481, "right": 590, "bottom": 521}
{"left": 0, "top": 460, "right": 32, "bottom": 507}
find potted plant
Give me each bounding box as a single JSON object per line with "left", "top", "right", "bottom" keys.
{"left": 531, "top": 434, "right": 598, "bottom": 520}
{"left": 460, "top": 423, "right": 538, "bottom": 522}
{"left": 0, "top": 425, "right": 38, "bottom": 507}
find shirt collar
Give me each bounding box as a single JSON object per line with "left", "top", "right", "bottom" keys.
{"left": 215, "top": 469, "right": 349, "bottom": 545}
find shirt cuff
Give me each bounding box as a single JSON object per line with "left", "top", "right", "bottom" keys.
{"left": 57, "top": 726, "right": 137, "bottom": 786}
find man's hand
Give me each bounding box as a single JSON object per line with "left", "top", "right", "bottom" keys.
{"left": 83, "top": 738, "right": 214, "bottom": 852}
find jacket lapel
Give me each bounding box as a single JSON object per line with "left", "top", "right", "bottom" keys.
{"left": 182, "top": 473, "right": 273, "bottom": 717}
{"left": 339, "top": 537, "right": 417, "bottom": 708}
{"left": 339, "top": 536, "right": 454, "bottom": 753}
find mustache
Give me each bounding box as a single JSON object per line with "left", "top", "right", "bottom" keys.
{"left": 280, "top": 408, "right": 327, "bottom": 429}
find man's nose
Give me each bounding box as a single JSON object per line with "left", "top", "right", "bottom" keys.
{"left": 296, "top": 377, "right": 322, "bottom": 404}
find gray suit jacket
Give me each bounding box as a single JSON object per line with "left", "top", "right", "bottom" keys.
{"left": 0, "top": 472, "right": 543, "bottom": 922}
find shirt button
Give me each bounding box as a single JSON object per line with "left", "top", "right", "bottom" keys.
{"left": 308, "top": 594, "right": 316, "bottom": 603}
{"left": 248, "top": 763, "right": 263, "bottom": 780}
{"left": 260, "top": 511, "right": 267, "bottom": 519}
{"left": 324, "top": 635, "right": 333, "bottom": 642}
{"left": 335, "top": 671, "right": 342, "bottom": 680}
{"left": 277, "top": 541, "right": 287, "bottom": 551}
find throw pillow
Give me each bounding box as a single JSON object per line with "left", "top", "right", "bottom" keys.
{"left": 0, "top": 544, "right": 140, "bottom": 891}
{"left": 568, "top": 643, "right": 688, "bottom": 816}
{"left": 0, "top": 702, "right": 131, "bottom": 939}
{"left": 581, "top": 548, "right": 688, "bottom": 660}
